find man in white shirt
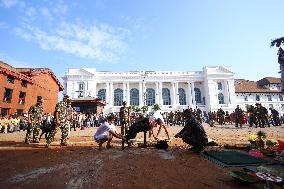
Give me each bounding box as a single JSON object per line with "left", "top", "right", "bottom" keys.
{"left": 94, "top": 114, "right": 126, "bottom": 148}
{"left": 152, "top": 111, "right": 170, "bottom": 141}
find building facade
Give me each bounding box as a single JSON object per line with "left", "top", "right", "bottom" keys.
{"left": 235, "top": 77, "right": 284, "bottom": 113}
{"left": 62, "top": 66, "right": 237, "bottom": 113}
{"left": 0, "top": 61, "right": 63, "bottom": 115}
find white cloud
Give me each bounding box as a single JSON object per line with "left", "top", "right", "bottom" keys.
{"left": 15, "top": 22, "right": 131, "bottom": 63}
{"left": 7, "top": 1, "right": 131, "bottom": 63}
{"left": 25, "top": 7, "right": 36, "bottom": 17}
{"left": 0, "top": 21, "right": 8, "bottom": 29}
{"left": 52, "top": 0, "right": 68, "bottom": 15}
{"left": 40, "top": 7, "right": 53, "bottom": 21}
{"left": 14, "top": 27, "right": 32, "bottom": 40}
{"left": 0, "top": 52, "right": 38, "bottom": 68}
{"left": 1, "top": 0, "right": 18, "bottom": 8}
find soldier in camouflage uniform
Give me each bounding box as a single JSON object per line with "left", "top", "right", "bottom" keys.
{"left": 46, "top": 95, "right": 69, "bottom": 148}
{"left": 25, "top": 96, "right": 44, "bottom": 144}
{"left": 66, "top": 99, "right": 74, "bottom": 136}
{"left": 119, "top": 101, "right": 130, "bottom": 149}
{"left": 68, "top": 99, "right": 77, "bottom": 131}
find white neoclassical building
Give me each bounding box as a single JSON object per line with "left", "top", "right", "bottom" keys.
{"left": 62, "top": 66, "right": 237, "bottom": 113}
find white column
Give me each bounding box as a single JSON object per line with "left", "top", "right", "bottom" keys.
{"left": 222, "top": 81, "right": 227, "bottom": 104}
{"left": 123, "top": 82, "right": 126, "bottom": 102}
{"left": 159, "top": 82, "right": 163, "bottom": 105}
{"left": 106, "top": 82, "right": 110, "bottom": 106}
{"left": 93, "top": 83, "right": 97, "bottom": 98}
{"left": 139, "top": 82, "right": 143, "bottom": 106}
{"left": 176, "top": 82, "right": 179, "bottom": 105}
{"left": 72, "top": 82, "right": 75, "bottom": 99}
{"left": 172, "top": 82, "right": 176, "bottom": 105}
{"left": 191, "top": 82, "right": 196, "bottom": 106}
{"left": 109, "top": 82, "right": 114, "bottom": 106}
{"left": 205, "top": 80, "right": 218, "bottom": 110}
{"left": 155, "top": 82, "right": 159, "bottom": 106}
{"left": 143, "top": 81, "right": 147, "bottom": 106}
{"left": 126, "top": 82, "right": 130, "bottom": 105}
{"left": 84, "top": 82, "right": 87, "bottom": 97}
{"left": 188, "top": 81, "right": 192, "bottom": 106}
{"left": 88, "top": 81, "right": 97, "bottom": 97}
{"left": 227, "top": 79, "right": 236, "bottom": 106}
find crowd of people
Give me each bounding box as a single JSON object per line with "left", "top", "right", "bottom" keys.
{"left": 150, "top": 104, "right": 284, "bottom": 128}
{"left": 0, "top": 95, "right": 283, "bottom": 151}
{"left": 0, "top": 107, "right": 105, "bottom": 134}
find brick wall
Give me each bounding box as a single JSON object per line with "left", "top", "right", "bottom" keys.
{"left": 28, "top": 73, "right": 60, "bottom": 113}
{"left": 0, "top": 73, "right": 29, "bottom": 115}
{"left": 0, "top": 72, "right": 61, "bottom": 115}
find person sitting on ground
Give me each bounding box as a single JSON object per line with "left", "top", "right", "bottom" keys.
{"left": 94, "top": 114, "right": 126, "bottom": 149}
{"left": 175, "top": 109, "right": 208, "bottom": 152}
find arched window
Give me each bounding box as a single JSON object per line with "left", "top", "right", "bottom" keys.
{"left": 217, "top": 82, "right": 223, "bottom": 90}
{"left": 130, "top": 88, "right": 139, "bottom": 106}
{"left": 162, "top": 88, "right": 171, "bottom": 105}
{"left": 194, "top": 88, "right": 202, "bottom": 103}
{"left": 114, "top": 88, "right": 123, "bottom": 106}
{"left": 178, "top": 88, "right": 186, "bottom": 105}
{"left": 97, "top": 89, "right": 106, "bottom": 101}
{"left": 146, "top": 88, "right": 155, "bottom": 106}
{"left": 218, "top": 93, "right": 225, "bottom": 104}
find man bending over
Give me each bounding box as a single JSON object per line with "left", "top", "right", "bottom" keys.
{"left": 125, "top": 115, "right": 162, "bottom": 143}
{"left": 94, "top": 114, "right": 126, "bottom": 148}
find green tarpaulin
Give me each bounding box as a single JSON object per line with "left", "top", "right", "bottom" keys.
{"left": 202, "top": 150, "right": 271, "bottom": 167}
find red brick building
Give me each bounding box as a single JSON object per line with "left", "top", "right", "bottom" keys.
{"left": 0, "top": 61, "right": 63, "bottom": 116}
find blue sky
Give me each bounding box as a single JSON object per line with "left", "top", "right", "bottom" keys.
{"left": 0, "top": 0, "right": 284, "bottom": 82}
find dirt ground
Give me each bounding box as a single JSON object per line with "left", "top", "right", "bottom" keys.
{"left": 0, "top": 124, "right": 284, "bottom": 189}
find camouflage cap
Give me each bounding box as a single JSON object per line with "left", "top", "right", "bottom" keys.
{"left": 37, "top": 96, "right": 44, "bottom": 103}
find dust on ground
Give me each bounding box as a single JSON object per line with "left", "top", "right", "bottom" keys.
{"left": 0, "top": 124, "right": 283, "bottom": 189}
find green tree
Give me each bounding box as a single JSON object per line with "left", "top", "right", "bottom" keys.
{"left": 134, "top": 106, "right": 141, "bottom": 113}
{"left": 153, "top": 104, "right": 160, "bottom": 111}
{"left": 141, "top": 105, "right": 148, "bottom": 113}
{"left": 129, "top": 105, "right": 136, "bottom": 111}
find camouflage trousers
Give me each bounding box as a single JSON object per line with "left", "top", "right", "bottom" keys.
{"left": 25, "top": 123, "right": 40, "bottom": 142}
{"left": 46, "top": 122, "right": 70, "bottom": 145}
